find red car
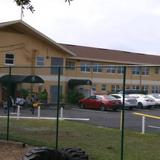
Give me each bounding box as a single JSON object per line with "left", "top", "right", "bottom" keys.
{"left": 79, "top": 95, "right": 122, "bottom": 111}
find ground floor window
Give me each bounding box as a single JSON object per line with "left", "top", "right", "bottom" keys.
{"left": 152, "top": 85, "right": 160, "bottom": 93}
{"left": 111, "top": 85, "right": 120, "bottom": 93}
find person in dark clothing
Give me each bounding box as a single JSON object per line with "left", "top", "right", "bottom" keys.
{"left": 6, "top": 96, "right": 12, "bottom": 113}
{"left": 7, "top": 96, "right": 16, "bottom": 112}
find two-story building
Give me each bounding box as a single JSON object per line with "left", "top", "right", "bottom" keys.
{"left": 0, "top": 20, "right": 160, "bottom": 103}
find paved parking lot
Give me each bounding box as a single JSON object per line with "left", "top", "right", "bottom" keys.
{"left": 0, "top": 106, "right": 160, "bottom": 134}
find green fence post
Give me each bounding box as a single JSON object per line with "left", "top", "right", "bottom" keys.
{"left": 6, "top": 66, "right": 11, "bottom": 141}
{"left": 55, "top": 66, "right": 61, "bottom": 150}
{"left": 120, "top": 66, "right": 126, "bottom": 160}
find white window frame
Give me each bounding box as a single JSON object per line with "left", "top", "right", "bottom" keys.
{"left": 141, "top": 85, "right": 148, "bottom": 92}
{"left": 152, "top": 85, "right": 160, "bottom": 93}
{"left": 141, "top": 67, "right": 149, "bottom": 75}
{"left": 80, "top": 63, "right": 91, "bottom": 72}
{"left": 93, "top": 64, "right": 102, "bottom": 73}
{"left": 111, "top": 85, "right": 120, "bottom": 93}
{"left": 132, "top": 85, "right": 140, "bottom": 90}
{"left": 132, "top": 66, "right": 140, "bottom": 75}
{"left": 117, "top": 66, "right": 124, "bottom": 74}
{"left": 36, "top": 56, "right": 45, "bottom": 66}
{"left": 4, "top": 53, "right": 15, "bottom": 65}
{"left": 101, "top": 84, "right": 107, "bottom": 91}
{"left": 106, "top": 65, "right": 116, "bottom": 73}
{"left": 66, "top": 61, "right": 75, "bottom": 70}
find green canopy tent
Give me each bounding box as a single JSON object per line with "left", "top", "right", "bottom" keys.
{"left": 0, "top": 75, "right": 44, "bottom": 83}
{"left": 68, "top": 79, "right": 92, "bottom": 89}
{"left": 0, "top": 74, "right": 44, "bottom": 97}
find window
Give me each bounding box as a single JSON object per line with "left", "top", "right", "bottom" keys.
{"left": 152, "top": 85, "right": 160, "bottom": 93}
{"left": 66, "top": 61, "right": 75, "bottom": 70}
{"left": 117, "top": 66, "right": 124, "bottom": 74}
{"left": 51, "top": 57, "right": 63, "bottom": 74}
{"left": 132, "top": 85, "right": 140, "bottom": 90}
{"left": 111, "top": 85, "right": 120, "bottom": 93}
{"left": 155, "top": 67, "right": 160, "bottom": 74}
{"left": 93, "top": 64, "right": 102, "bottom": 72}
{"left": 80, "top": 63, "right": 91, "bottom": 72}
{"left": 101, "top": 84, "right": 107, "bottom": 91}
{"left": 141, "top": 67, "right": 149, "bottom": 75}
{"left": 36, "top": 56, "right": 45, "bottom": 66}
{"left": 132, "top": 66, "right": 140, "bottom": 75}
{"left": 5, "top": 53, "right": 14, "bottom": 65}
{"left": 106, "top": 65, "right": 116, "bottom": 73}
{"left": 141, "top": 85, "right": 148, "bottom": 92}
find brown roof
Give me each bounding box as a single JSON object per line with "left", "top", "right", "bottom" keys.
{"left": 60, "top": 43, "right": 160, "bottom": 65}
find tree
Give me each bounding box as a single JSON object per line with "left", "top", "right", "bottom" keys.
{"left": 14, "top": 0, "right": 73, "bottom": 13}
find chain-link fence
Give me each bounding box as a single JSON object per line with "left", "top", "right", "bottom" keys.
{"left": 0, "top": 65, "right": 160, "bottom": 159}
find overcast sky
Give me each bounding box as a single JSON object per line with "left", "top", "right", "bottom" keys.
{"left": 0, "top": 0, "right": 160, "bottom": 55}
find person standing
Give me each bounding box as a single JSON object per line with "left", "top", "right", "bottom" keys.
{"left": 6, "top": 96, "right": 13, "bottom": 112}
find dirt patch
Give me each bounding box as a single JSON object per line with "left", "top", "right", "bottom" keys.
{"left": 0, "top": 140, "right": 33, "bottom": 160}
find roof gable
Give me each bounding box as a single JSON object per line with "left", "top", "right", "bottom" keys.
{"left": 0, "top": 20, "right": 75, "bottom": 57}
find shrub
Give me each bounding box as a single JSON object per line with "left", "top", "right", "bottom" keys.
{"left": 68, "top": 89, "right": 84, "bottom": 104}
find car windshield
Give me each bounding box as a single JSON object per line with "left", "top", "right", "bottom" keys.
{"left": 143, "top": 95, "right": 153, "bottom": 99}
{"left": 103, "top": 95, "right": 117, "bottom": 100}
{"left": 152, "top": 94, "right": 160, "bottom": 99}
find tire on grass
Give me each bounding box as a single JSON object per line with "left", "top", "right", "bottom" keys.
{"left": 23, "top": 147, "right": 88, "bottom": 160}
{"left": 60, "top": 147, "right": 88, "bottom": 160}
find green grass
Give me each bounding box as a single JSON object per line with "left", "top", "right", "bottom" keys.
{"left": 0, "top": 118, "right": 160, "bottom": 160}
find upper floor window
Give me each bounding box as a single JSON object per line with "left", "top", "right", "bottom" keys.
{"left": 36, "top": 56, "right": 45, "bottom": 66}
{"left": 66, "top": 61, "right": 75, "bottom": 70}
{"left": 141, "top": 67, "right": 149, "bottom": 75}
{"left": 117, "top": 66, "right": 124, "bottom": 74}
{"left": 5, "top": 53, "right": 14, "bottom": 65}
{"left": 132, "top": 66, "right": 140, "bottom": 75}
{"left": 51, "top": 57, "right": 63, "bottom": 74}
{"left": 93, "top": 64, "right": 102, "bottom": 72}
{"left": 155, "top": 67, "right": 160, "bottom": 74}
{"left": 106, "top": 65, "right": 116, "bottom": 73}
{"left": 80, "top": 63, "right": 91, "bottom": 72}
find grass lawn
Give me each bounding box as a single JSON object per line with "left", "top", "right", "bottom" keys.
{"left": 0, "top": 118, "right": 160, "bottom": 160}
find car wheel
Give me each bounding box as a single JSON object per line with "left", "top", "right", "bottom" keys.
{"left": 138, "top": 102, "right": 143, "bottom": 109}
{"left": 79, "top": 103, "right": 84, "bottom": 109}
{"left": 100, "top": 105, "right": 106, "bottom": 111}
{"left": 112, "top": 108, "right": 117, "bottom": 111}
{"left": 129, "top": 107, "right": 133, "bottom": 110}
{"left": 146, "top": 105, "right": 152, "bottom": 109}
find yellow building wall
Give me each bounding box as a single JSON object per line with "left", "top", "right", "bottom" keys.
{"left": 1, "top": 29, "right": 160, "bottom": 103}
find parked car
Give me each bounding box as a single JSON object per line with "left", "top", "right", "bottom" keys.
{"left": 128, "top": 94, "right": 156, "bottom": 109}
{"left": 79, "top": 95, "right": 122, "bottom": 111}
{"left": 110, "top": 94, "right": 137, "bottom": 110}
{"left": 147, "top": 94, "right": 160, "bottom": 107}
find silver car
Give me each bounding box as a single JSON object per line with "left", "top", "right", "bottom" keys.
{"left": 110, "top": 94, "right": 138, "bottom": 110}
